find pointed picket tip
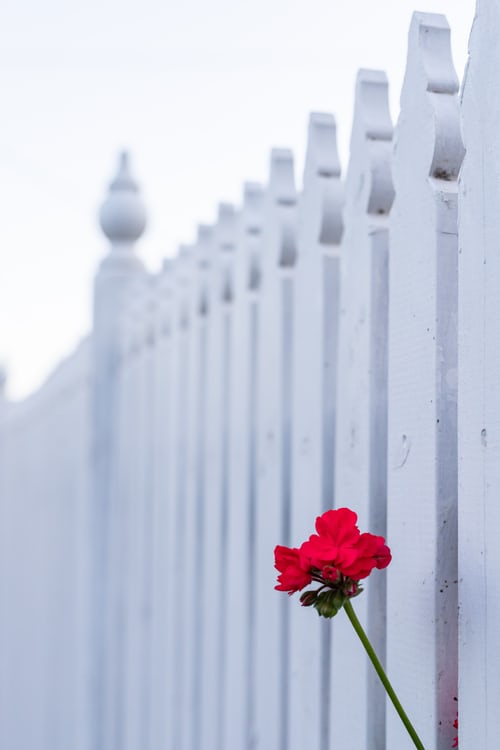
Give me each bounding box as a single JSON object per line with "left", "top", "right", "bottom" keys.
{"left": 352, "top": 70, "right": 392, "bottom": 143}
{"left": 300, "top": 112, "right": 344, "bottom": 247}
{"left": 348, "top": 68, "right": 395, "bottom": 216}
{"left": 159, "top": 258, "right": 174, "bottom": 295}
{"left": 177, "top": 244, "right": 195, "bottom": 284}
{"left": 217, "top": 203, "right": 237, "bottom": 252}
{"left": 268, "top": 149, "right": 297, "bottom": 266}
{"left": 196, "top": 224, "right": 213, "bottom": 270}
{"left": 269, "top": 148, "right": 296, "bottom": 206}
{"left": 179, "top": 243, "right": 192, "bottom": 260}
{"left": 156, "top": 260, "right": 174, "bottom": 336}
{"left": 217, "top": 202, "right": 236, "bottom": 222}
{"left": 407, "top": 12, "right": 459, "bottom": 95}
{"left": 159, "top": 258, "right": 174, "bottom": 299}
{"left": 197, "top": 224, "right": 214, "bottom": 245}
{"left": 243, "top": 182, "right": 264, "bottom": 235}
{"left": 304, "top": 113, "right": 341, "bottom": 183}
{"left": 175, "top": 245, "right": 194, "bottom": 327}
{"left": 397, "top": 11, "right": 464, "bottom": 182}
{"left": 144, "top": 273, "right": 158, "bottom": 347}
{"left": 215, "top": 204, "right": 237, "bottom": 302}
{"left": 195, "top": 224, "right": 213, "bottom": 315}
{"left": 243, "top": 183, "right": 264, "bottom": 290}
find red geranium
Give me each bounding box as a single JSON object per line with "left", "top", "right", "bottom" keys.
{"left": 274, "top": 507, "right": 391, "bottom": 617}
{"left": 274, "top": 545, "right": 312, "bottom": 594}
{"left": 299, "top": 508, "right": 361, "bottom": 571}
{"left": 299, "top": 507, "right": 391, "bottom": 579}
{"left": 343, "top": 533, "right": 392, "bottom": 579}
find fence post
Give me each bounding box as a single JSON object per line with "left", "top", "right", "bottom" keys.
{"left": 91, "top": 151, "right": 146, "bottom": 750}
{"left": 332, "top": 70, "right": 393, "bottom": 750}
{"left": 459, "top": 0, "right": 500, "bottom": 745}
{"left": 386, "top": 13, "right": 464, "bottom": 749}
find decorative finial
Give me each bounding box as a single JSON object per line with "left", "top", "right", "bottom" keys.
{"left": 99, "top": 151, "right": 147, "bottom": 248}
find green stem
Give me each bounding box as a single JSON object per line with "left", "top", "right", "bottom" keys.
{"left": 343, "top": 599, "right": 425, "bottom": 750}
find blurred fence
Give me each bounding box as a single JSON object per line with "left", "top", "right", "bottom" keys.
{"left": 0, "top": 6, "right": 498, "bottom": 749}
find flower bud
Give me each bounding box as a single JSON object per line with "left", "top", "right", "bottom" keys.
{"left": 314, "top": 589, "right": 347, "bottom": 618}
{"left": 299, "top": 589, "right": 318, "bottom": 607}
{"left": 346, "top": 582, "right": 358, "bottom": 597}
{"left": 322, "top": 565, "right": 339, "bottom": 582}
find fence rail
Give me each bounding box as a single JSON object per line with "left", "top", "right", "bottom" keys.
{"left": 0, "top": 5, "right": 498, "bottom": 749}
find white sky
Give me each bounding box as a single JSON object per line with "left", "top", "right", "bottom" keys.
{"left": 0, "top": 0, "right": 475, "bottom": 399}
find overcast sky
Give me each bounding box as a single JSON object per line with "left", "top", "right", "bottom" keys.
{"left": 0, "top": 0, "right": 475, "bottom": 398}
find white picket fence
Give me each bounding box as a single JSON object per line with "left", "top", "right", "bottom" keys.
{"left": 1, "top": 6, "right": 499, "bottom": 749}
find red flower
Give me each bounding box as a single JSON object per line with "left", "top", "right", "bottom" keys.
{"left": 321, "top": 565, "right": 339, "bottom": 582}
{"left": 342, "top": 533, "right": 392, "bottom": 579}
{"left": 299, "top": 508, "right": 360, "bottom": 571}
{"left": 274, "top": 507, "right": 391, "bottom": 618}
{"left": 299, "top": 508, "right": 391, "bottom": 579}
{"left": 274, "top": 545, "right": 312, "bottom": 594}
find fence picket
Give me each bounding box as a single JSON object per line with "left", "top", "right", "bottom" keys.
{"left": 148, "top": 259, "right": 175, "bottom": 750}
{"left": 223, "top": 183, "right": 264, "bottom": 750}
{"left": 458, "top": 1, "right": 500, "bottom": 746}
{"left": 332, "top": 69, "right": 393, "bottom": 750}
{"left": 161, "top": 255, "right": 188, "bottom": 750}
{"left": 288, "top": 112, "right": 342, "bottom": 750}
{"left": 254, "top": 148, "right": 297, "bottom": 750}
{"left": 104, "top": 302, "right": 134, "bottom": 750}
{"left": 122, "top": 280, "right": 150, "bottom": 750}
{"left": 198, "top": 209, "right": 234, "bottom": 750}
{"left": 386, "top": 13, "right": 464, "bottom": 750}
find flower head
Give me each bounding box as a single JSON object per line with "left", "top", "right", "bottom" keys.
{"left": 274, "top": 507, "right": 391, "bottom": 618}
{"left": 300, "top": 508, "right": 361, "bottom": 572}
